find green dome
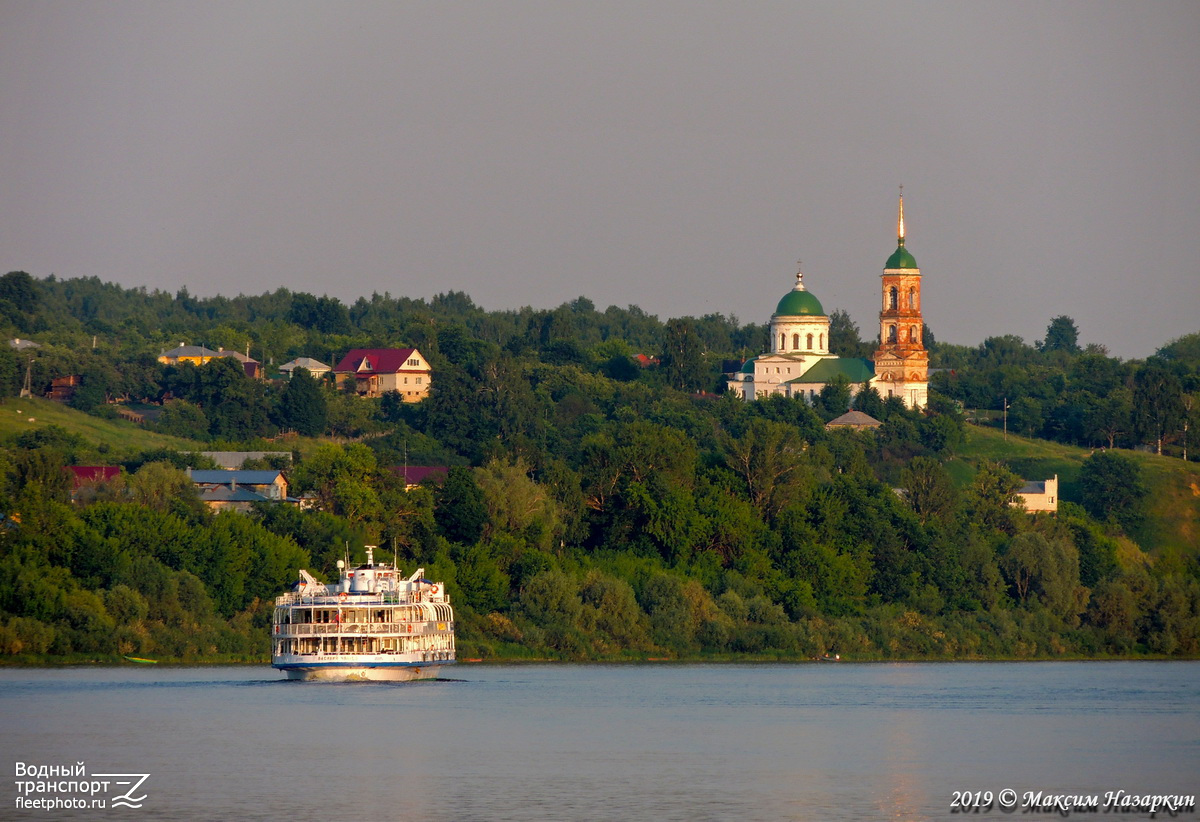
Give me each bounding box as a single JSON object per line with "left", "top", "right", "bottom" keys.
{"left": 885, "top": 243, "right": 918, "bottom": 270}
{"left": 774, "top": 288, "right": 825, "bottom": 317}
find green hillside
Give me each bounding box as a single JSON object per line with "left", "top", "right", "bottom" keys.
{"left": 953, "top": 423, "right": 1200, "bottom": 555}
{"left": 0, "top": 397, "right": 204, "bottom": 456}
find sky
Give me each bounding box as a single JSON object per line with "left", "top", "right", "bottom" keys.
{"left": 2, "top": 1, "right": 1198, "bottom": 359}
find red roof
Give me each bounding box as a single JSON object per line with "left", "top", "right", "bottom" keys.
{"left": 67, "top": 466, "right": 121, "bottom": 488}
{"left": 332, "top": 348, "right": 421, "bottom": 374}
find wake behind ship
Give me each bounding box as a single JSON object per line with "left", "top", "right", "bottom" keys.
{"left": 272, "top": 547, "right": 455, "bottom": 681}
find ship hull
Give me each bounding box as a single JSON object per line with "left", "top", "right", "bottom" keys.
{"left": 278, "top": 663, "right": 449, "bottom": 682}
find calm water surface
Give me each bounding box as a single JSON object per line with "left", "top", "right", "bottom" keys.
{"left": 1, "top": 662, "right": 1196, "bottom": 821}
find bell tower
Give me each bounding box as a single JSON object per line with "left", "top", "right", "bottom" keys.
{"left": 872, "top": 190, "right": 928, "bottom": 409}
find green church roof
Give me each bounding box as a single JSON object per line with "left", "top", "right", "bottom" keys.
{"left": 885, "top": 243, "right": 918, "bottom": 270}
{"left": 774, "top": 287, "right": 825, "bottom": 317}
{"left": 788, "top": 357, "right": 876, "bottom": 385}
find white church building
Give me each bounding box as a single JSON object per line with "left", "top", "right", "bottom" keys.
{"left": 726, "top": 194, "right": 929, "bottom": 410}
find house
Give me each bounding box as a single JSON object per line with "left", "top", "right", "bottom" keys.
{"left": 158, "top": 344, "right": 220, "bottom": 366}
{"left": 212, "top": 348, "right": 262, "bottom": 379}
{"left": 389, "top": 465, "right": 449, "bottom": 491}
{"left": 278, "top": 357, "right": 331, "bottom": 380}
{"left": 332, "top": 348, "right": 431, "bottom": 401}
{"left": 825, "top": 410, "right": 884, "bottom": 431}
{"left": 187, "top": 468, "right": 289, "bottom": 512}
{"left": 1015, "top": 475, "right": 1059, "bottom": 514}
{"left": 198, "top": 485, "right": 273, "bottom": 514}
{"left": 9, "top": 338, "right": 41, "bottom": 351}
{"left": 66, "top": 466, "right": 122, "bottom": 503}
{"left": 47, "top": 375, "right": 82, "bottom": 402}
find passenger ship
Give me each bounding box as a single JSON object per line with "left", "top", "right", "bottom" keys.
{"left": 272, "top": 547, "right": 455, "bottom": 681}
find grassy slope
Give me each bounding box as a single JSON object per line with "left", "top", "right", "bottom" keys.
{"left": 952, "top": 423, "right": 1200, "bottom": 555}
{"left": 0, "top": 396, "right": 204, "bottom": 457}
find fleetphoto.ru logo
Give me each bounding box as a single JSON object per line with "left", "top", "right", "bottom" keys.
{"left": 14, "top": 761, "right": 150, "bottom": 812}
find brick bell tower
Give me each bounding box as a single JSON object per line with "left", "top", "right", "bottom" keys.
{"left": 872, "top": 189, "right": 929, "bottom": 409}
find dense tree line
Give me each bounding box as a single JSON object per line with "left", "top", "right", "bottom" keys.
{"left": 1, "top": 273, "right": 1198, "bottom": 661}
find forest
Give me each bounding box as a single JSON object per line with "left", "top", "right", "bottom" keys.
{"left": 1, "top": 269, "right": 1198, "bottom": 663}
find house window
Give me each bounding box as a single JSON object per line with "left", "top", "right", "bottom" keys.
{"left": 792, "top": 333, "right": 800, "bottom": 350}
{"left": 909, "top": 287, "right": 917, "bottom": 309}
{"left": 806, "top": 333, "right": 813, "bottom": 350}
{"left": 819, "top": 333, "right": 824, "bottom": 350}
{"left": 416, "top": 377, "right": 423, "bottom": 384}
{"left": 888, "top": 325, "right": 897, "bottom": 343}
{"left": 779, "top": 333, "right": 785, "bottom": 350}
{"left": 888, "top": 286, "right": 898, "bottom": 310}
{"left": 407, "top": 358, "right": 420, "bottom": 366}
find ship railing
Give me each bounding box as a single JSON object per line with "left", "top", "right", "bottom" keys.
{"left": 274, "top": 591, "right": 450, "bottom": 606}
{"left": 274, "top": 622, "right": 445, "bottom": 637}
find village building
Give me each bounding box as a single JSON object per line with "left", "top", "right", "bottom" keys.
{"left": 158, "top": 344, "right": 262, "bottom": 378}
{"left": 187, "top": 468, "right": 290, "bottom": 512}
{"left": 825, "top": 410, "right": 884, "bottom": 431}
{"left": 332, "top": 348, "right": 431, "bottom": 401}
{"left": 727, "top": 194, "right": 929, "bottom": 410}
{"left": 278, "top": 357, "right": 331, "bottom": 380}
{"left": 1015, "top": 475, "right": 1059, "bottom": 514}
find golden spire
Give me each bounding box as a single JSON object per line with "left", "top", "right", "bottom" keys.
{"left": 897, "top": 185, "right": 905, "bottom": 247}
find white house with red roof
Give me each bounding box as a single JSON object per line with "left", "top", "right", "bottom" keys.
{"left": 332, "top": 348, "right": 431, "bottom": 400}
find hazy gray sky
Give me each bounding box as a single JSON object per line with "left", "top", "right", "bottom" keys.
{"left": 2, "top": 1, "right": 1197, "bottom": 358}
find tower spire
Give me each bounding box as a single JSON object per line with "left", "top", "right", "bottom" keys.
{"left": 897, "top": 185, "right": 905, "bottom": 247}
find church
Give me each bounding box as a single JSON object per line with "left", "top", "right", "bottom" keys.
{"left": 725, "top": 194, "right": 929, "bottom": 410}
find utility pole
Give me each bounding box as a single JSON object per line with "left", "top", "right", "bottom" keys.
{"left": 1003, "top": 397, "right": 1009, "bottom": 441}
{"left": 20, "top": 358, "right": 33, "bottom": 399}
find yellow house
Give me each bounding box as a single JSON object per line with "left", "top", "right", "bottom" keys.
{"left": 158, "top": 344, "right": 220, "bottom": 366}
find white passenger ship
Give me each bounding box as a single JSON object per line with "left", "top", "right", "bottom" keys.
{"left": 272, "top": 547, "right": 455, "bottom": 681}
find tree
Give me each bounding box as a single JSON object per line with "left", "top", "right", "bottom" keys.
{"left": 291, "top": 443, "right": 381, "bottom": 528}
{"left": 434, "top": 466, "right": 487, "bottom": 546}
{"left": 722, "top": 418, "right": 809, "bottom": 519}
{"left": 1085, "top": 389, "right": 1132, "bottom": 449}
{"left": 659, "top": 319, "right": 707, "bottom": 392}
{"left": 154, "top": 400, "right": 209, "bottom": 440}
{"left": 1007, "top": 396, "right": 1044, "bottom": 437}
{"left": 1000, "top": 532, "right": 1082, "bottom": 621}
{"left": 129, "top": 461, "right": 201, "bottom": 516}
{"left": 829, "top": 309, "right": 869, "bottom": 357}
{"left": 965, "top": 461, "right": 1022, "bottom": 534}
{"left": 899, "top": 456, "right": 958, "bottom": 524}
{"left": 1039, "top": 315, "right": 1080, "bottom": 353}
{"left": 0, "top": 271, "right": 39, "bottom": 328}
{"left": 1133, "top": 362, "right": 1184, "bottom": 455}
{"left": 274, "top": 367, "right": 327, "bottom": 436}
{"left": 1080, "top": 451, "right": 1147, "bottom": 531}
{"left": 814, "top": 375, "right": 852, "bottom": 419}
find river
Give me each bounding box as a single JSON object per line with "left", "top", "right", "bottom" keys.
{"left": 2, "top": 661, "right": 1196, "bottom": 821}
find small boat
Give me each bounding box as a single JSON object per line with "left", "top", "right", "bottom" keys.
{"left": 818, "top": 653, "right": 841, "bottom": 662}
{"left": 272, "top": 546, "right": 455, "bottom": 682}
{"left": 123, "top": 656, "right": 157, "bottom": 664}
